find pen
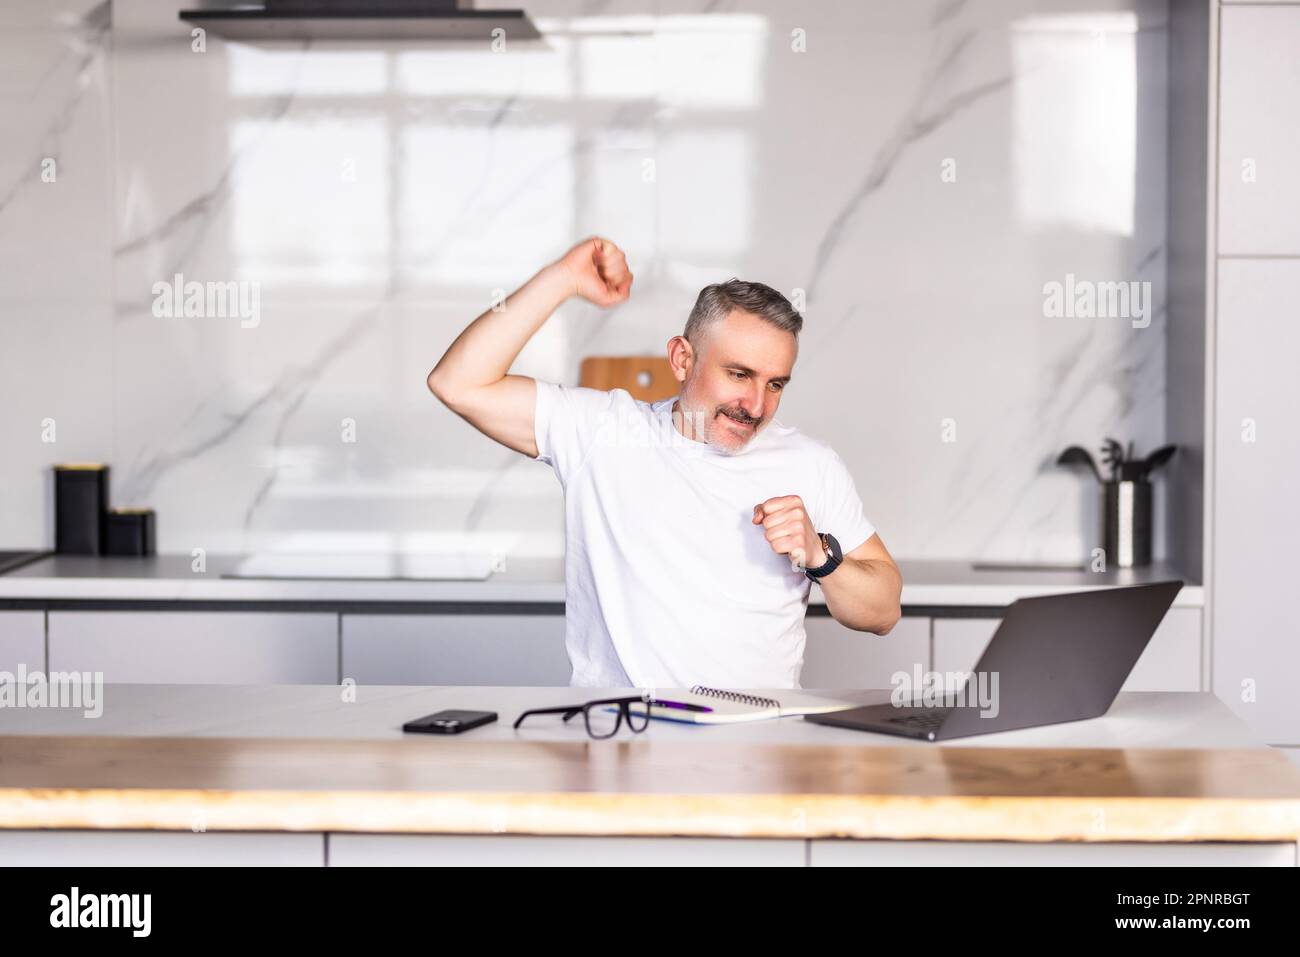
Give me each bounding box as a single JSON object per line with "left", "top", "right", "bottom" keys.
{"left": 650, "top": 699, "right": 713, "bottom": 713}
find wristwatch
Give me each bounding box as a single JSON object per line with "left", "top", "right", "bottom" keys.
{"left": 804, "top": 532, "right": 843, "bottom": 582}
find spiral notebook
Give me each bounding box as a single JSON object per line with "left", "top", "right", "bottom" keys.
{"left": 627, "top": 686, "right": 859, "bottom": 725}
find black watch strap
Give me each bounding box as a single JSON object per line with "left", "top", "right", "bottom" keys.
{"left": 804, "top": 532, "right": 843, "bottom": 581}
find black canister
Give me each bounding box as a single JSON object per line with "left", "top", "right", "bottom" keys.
{"left": 53, "top": 464, "right": 109, "bottom": 555}
{"left": 1102, "top": 478, "right": 1153, "bottom": 568}
{"left": 104, "top": 507, "right": 157, "bottom": 557}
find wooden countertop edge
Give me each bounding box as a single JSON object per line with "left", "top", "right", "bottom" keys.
{"left": 2, "top": 789, "right": 1299, "bottom": 843}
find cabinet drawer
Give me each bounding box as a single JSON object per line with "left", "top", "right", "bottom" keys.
{"left": 0, "top": 611, "right": 44, "bottom": 672}
{"left": 329, "top": 834, "right": 804, "bottom": 867}
{"left": 0, "top": 831, "right": 323, "bottom": 866}
{"left": 800, "top": 616, "right": 929, "bottom": 690}
{"left": 47, "top": 611, "right": 337, "bottom": 684}
{"left": 810, "top": 840, "right": 1295, "bottom": 867}
{"left": 342, "top": 614, "right": 569, "bottom": 686}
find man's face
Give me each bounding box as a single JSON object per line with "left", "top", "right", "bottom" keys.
{"left": 675, "top": 309, "right": 797, "bottom": 454}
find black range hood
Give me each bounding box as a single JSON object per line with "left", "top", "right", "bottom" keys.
{"left": 179, "top": 1, "right": 541, "bottom": 42}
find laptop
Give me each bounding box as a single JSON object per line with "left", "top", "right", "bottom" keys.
{"left": 804, "top": 580, "right": 1184, "bottom": 741}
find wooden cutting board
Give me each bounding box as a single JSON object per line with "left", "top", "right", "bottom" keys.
{"left": 579, "top": 356, "right": 678, "bottom": 402}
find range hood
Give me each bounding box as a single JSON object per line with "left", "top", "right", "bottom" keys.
{"left": 179, "top": 1, "right": 541, "bottom": 42}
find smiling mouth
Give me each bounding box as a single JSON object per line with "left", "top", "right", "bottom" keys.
{"left": 719, "top": 412, "right": 757, "bottom": 431}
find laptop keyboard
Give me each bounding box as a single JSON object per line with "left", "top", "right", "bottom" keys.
{"left": 884, "top": 710, "right": 951, "bottom": 731}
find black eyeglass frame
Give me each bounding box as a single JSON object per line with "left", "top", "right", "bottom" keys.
{"left": 512, "top": 693, "right": 656, "bottom": 739}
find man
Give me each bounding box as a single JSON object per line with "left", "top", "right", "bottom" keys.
{"left": 427, "top": 236, "right": 902, "bottom": 689}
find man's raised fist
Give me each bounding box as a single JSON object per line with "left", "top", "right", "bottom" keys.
{"left": 555, "top": 236, "right": 633, "bottom": 307}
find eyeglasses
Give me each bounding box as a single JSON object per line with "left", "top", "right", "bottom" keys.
{"left": 513, "top": 694, "right": 655, "bottom": 739}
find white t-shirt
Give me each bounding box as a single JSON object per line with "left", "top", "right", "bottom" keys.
{"left": 532, "top": 380, "right": 877, "bottom": 690}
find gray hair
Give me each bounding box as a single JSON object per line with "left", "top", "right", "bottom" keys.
{"left": 683, "top": 278, "right": 803, "bottom": 351}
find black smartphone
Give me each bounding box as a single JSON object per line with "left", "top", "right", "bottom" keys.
{"left": 402, "top": 709, "right": 497, "bottom": 735}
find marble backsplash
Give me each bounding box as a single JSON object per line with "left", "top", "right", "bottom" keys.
{"left": 1, "top": 0, "right": 1175, "bottom": 565}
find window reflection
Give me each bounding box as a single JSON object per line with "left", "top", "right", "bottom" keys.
{"left": 218, "top": 14, "right": 765, "bottom": 553}
{"left": 230, "top": 117, "right": 389, "bottom": 285}
{"left": 397, "top": 41, "right": 575, "bottom": 98}
{"left": 399, "top": 124, "right": 575, "bottom": 284}
{"left": 228, "top": 46, "right": 390, "bottom": 96}
{"left": 225, "top": 15, "right": 767, "bottom": 289}
{"left": 1011, "top": 12, "right": 1139, "bottom": 236}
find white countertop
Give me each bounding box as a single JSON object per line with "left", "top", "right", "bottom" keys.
{"left": 0, "top": 555, "right": 1202, "bottom": 608}
{"left": 0, "top": 684, "right": 1246, "bottom": 750}
{"left": 6, "top": 685, "right": 1296, "bottom": 843}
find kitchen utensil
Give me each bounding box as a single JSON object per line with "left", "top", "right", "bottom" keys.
{"left": 579, "top": 356, "right": 677, "bottom": 402}
{"left": 1056, "top": 446, "right": 1103, "bottom": 483}
{"left": 1058, "top": 440, "right": 1178, "bottom": 569}
{"left": 1140, "top": 444, "right": 1177, "bottom": 477}
{"left": 1100, "top": 437, "right": 1125, "bottom": 480}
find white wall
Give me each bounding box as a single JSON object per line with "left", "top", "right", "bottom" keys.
{"left": 1, "top": 0, "right": 1176, "bottom": 568}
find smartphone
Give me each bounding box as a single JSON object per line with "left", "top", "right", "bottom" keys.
{"left": 402, "top": 709, "right": 497, "bottom": 735}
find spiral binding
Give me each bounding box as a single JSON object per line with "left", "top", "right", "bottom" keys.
{"left": 690, "top": 685, "right": 781, "bottom": 710}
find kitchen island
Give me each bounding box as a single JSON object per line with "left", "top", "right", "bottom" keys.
{"left": 0, "top": 684, "right": 1296, "bottom": 867}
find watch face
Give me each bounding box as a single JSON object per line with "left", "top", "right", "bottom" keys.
{"left": 818, "top": 533, "right": 838, "bottom": 561}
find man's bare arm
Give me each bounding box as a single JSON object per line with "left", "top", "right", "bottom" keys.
{"left": 753, "top": 496, "right": 903, "bottom": 635}
{"left": 426, "top": 238, "right": 633, "bottom": 457}
{"left": 819, "top": 532, "right": 903, "bottom": 635}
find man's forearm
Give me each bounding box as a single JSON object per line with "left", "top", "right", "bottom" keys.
{"left": 427, "top": 263, "right": 573, "bottom": 394}
{"left": 818, "top": 558, "right": 903, "bottom": 635}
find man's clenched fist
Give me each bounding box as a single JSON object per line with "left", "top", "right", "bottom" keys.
{"left": 555, "top": 236, "right": 633, "bottom": 307}
{"left": 753, "top": 496, "right": 825, "bottom": 572}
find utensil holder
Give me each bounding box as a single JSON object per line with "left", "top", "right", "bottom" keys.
{"left": 1102, "top": 478, "right": 1152, "bottom": 568}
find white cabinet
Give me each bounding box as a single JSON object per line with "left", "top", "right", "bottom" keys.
{"left": 346, "top": 611, "right": 930, "bottom": 690}
{"left": 0, "top": 831, "right": 322, "bottom": 866}
{"left": 24, "top": 603, "right": 1206, "bottom": 695}
{"left": 931, "top": 618, "right": 1000, "bottom": 693}
{"left": 1218, "top": 6, "right": 1300, "bottom": 254}
{"left": 341, "top": 614, "right": 570, "bottom": 686}
{"left": 0, "top": 611, "right": 44, "bottom": 672}
{"left": 1210, "top": 4, "right": 1300, "bottom": 745}
{"left": 328, "top": 834, "right": 804, "bottom": 867}
{"left": 47, "top": 611, "right": 337, "bottom": 684}
{"left": 1212, "top": 260, "right": 1300, "bottom": 743}
{"left": 932, "top": 608, "right": 1202, "bottom": 694}
{"left": 809, "top": 840, "right": 1295, "bottom": 867}
{"left": 1126, "top": 607, "right": 1202, "bottom": 692}
{"left": 800, "top": 615, "right": 928, "bottom": 690}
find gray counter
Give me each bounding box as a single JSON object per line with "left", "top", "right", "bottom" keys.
{"left": 0, "top": 554, "right": 1201, "bottom": 610}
